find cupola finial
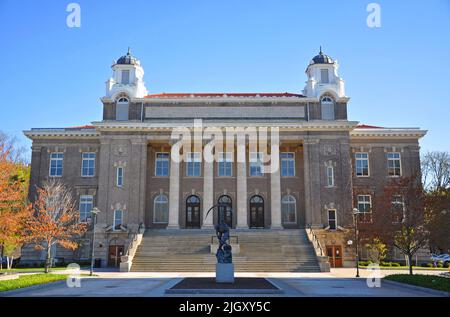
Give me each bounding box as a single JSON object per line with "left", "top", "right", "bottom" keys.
{"left": 127, "top": 47, "right": 131, "bottom": 55}
{"left": 319, "top": 46, "right": 323, "bottom": 55}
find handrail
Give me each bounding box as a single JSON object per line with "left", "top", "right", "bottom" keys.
{"left": 306, "top": 224, "right": 324, "bottom": 257}
{"left": 125, "top": 222, "right": 145, "bottom": 256}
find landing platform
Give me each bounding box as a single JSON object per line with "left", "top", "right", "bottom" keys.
{"left": 165, "top": 277, "right": 283, "bottom": 294}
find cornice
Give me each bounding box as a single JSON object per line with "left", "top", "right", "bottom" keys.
{"left": 350, "top": 128, "right": 427, "bottom": 139}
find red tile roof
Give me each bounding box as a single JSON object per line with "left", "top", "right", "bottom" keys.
{"left": 145, "top": 92, "right": 304, "bottom": 98}
{"left": 66, "top": 125, "right": 95, "bottom": 129}
{"left": 356, "top": 124, "right": 384, "bottom": 129}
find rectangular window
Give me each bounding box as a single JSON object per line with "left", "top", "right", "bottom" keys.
{"left": 328, "top": 210, "right": 337, "bottom": 230}
{"left": 326, "top": 165, "right": 334, "bottom": 187}
{"left": 186, "top": 152, "right": 201, "bottom": 177}
{"left": 355, "top": 152, "right": 370, "bottom": 176}
{"left": 155, "top": 152, "right": 170, "bottom": 176}
{"left": 49, "top": 152, "right": 64, "bottom": 177}
{"left": 249, "top": 152, "right": 264, "bottom": 176}
{"left": 387, "top": 152, "right": 402, "bottom": 176}
{"left": 113, "top": 210, "right": 123, "bottom": 230}
{"left": 281, "top": 152, "right": 295, "bottom": 177}
{"left": 218, "top": 152, "right": 233, "bottom": 177}
{"left": 79, "top": 195, "right": 93, "bottom": 222}
{"left": 116, "top": 167, "right": 124, "bottom": 187}
{"left": 321, "top": 69, "right": 329, "bottom": 83}
{"left": 392, "top": 195, "right": 405, "bottom": 223}
{"left": 121, "top": 70, "right": 130, "bottom": 84}
{"left": 357, "top": 195, "right": 372, "bottom": 213}
{"left": 321, "top": 103, "right": 334, "bottom": 120}
{"left": 81, "top": 152, "right": 96, "bottom": 177}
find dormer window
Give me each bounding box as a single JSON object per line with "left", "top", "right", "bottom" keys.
{"left": 116, "top": 97, "right": 129, "bottom": 121}
{"left": 321, "top": 96, "right": 335, "bottom": 120}
{"left": 320, "top": 69, "right": 329, "bottom": 83}
{"left": 121, "top": 70, "right": 130, "bottom": 84}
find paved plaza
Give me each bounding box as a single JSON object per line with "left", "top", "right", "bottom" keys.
{"left": 1, "top": 269, "right": 447, "bottom": 297}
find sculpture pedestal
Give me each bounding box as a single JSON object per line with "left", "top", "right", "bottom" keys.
{"left": 216, "top": 263, "right": 234, "bottom": 283}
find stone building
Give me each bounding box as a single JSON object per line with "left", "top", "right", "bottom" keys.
{"left": 22, "top": 49, "right": 426, "bottom": 270}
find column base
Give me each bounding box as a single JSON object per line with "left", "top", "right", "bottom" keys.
{"left": 166, "top": 224, "right": 180, "bottom": 229}
{"left": 236, "top": 225, "right": 249, "bottom": 230}
{"left": 201, "top": 224, "right": 215, "bottom": 230}
{"left": 270, "top": 225, "right": 283, "bottom": 230}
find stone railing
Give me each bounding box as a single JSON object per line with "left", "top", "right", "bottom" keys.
{"left": 306, "top": 225, "right": 330, "bottom": 272}
{"left": 120, "top": 224, "right": 146, "bottom": 272}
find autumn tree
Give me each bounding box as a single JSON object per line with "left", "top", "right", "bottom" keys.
{"left": 370, "top": 175, "right": 427, "bottom": 275}
{"left": 0, "top": 132, "right": 30, "bottom": 270}
{"left": 420, "top": 151, "right": 450, "bottom": 255}
{"left": 25, "top": 179, "right": 87, "bottom": 273}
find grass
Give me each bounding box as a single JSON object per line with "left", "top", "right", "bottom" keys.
{"left": 359, "top": 266, "right": 449, "bottom": 271}
{"left": 384, "top": 274, "right": 450, "bottom": 293}
{"left": 0, "top": 267, "right": 69, "bottom": 273}
{"left": 0, "top": 274, "right": 67, "bottom": 292}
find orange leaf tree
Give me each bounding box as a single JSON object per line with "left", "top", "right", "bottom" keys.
{"left": 0, "top": 137, "right": 31, "bottom": 270}
{"left": 25, "top": 179, "right": 87, "bottom": 273}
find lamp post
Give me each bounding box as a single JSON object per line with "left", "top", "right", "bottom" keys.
{"left": 352, "top": 207, "right": 362, "bottom": 278}
{"left": 89, "top": 207, "right": 100, "bottom": 276}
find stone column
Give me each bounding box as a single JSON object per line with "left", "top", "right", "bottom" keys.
{"left": 303, "top": 138, "right": 321, "bottom": 227}
{"left": 96, "top": 137, "right": 111, "bottom": 226}
{"left": 168, "top": 144, "right": 180, "bottom": 229}
{"left": 236, "top": 135, "right": 248, "bottom": 229}
{"left": 270, "top": 142, "right": 282, "bottom": 229}
{"left": 129, "top": 138, "right": 147, "bottom": 230}
{"left": 202, "top": 154, "right": 214, "bottom": 229}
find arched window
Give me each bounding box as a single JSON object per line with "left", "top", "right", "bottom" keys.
{"left": 153, "top": 194, "right": 168, "bottom": 223}
{"left": 116, "top": 97, "right": 129, "bottom": 121}
{"left": 321, "top": 96, "right": 334, "bottom": 120}
{"left": 218, "top": 195, "right": 232, "bottom": 227}
{"left": 281, "top": 195, "right": 296, "bottom": 224}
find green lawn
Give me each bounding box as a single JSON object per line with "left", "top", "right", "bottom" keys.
{"left": 384, "top": 274, "right": 450, "bottom": 293}
{"left": 0, "top": 274, "right": 67, "bottom": 292}
{"left": 0, "top": 267, "right": 69, "bottom": 273}
{"left": 360, "top": 266, "right": 448, "bottom": 271}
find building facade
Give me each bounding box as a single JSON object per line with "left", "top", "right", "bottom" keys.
{"left": 23, "top": 49, "right": 426, "bottom": 268}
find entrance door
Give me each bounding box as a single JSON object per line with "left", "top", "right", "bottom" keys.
{"left": 326, "top": 245, "right": 343, "bottom": 268}
{"left": 186, "top": 195, "right": 201, "bottom": 228}
{"left": 218, "top": 195, "right": 232, "bottom": 228}
{"left": 249, "top": 195, "right": 264, "bottom": 228}
{"left": 108, "top": 245, "right": 124, "bottom": 267}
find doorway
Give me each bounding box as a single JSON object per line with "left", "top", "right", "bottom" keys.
{"left": 326, "top": 245, "right": 343, "bottom": 268}
{"left": 186, "top": 195, "right": 201, "bottom": 228}
{"left": 108, "top": 245, "right": 124, "bottom": 267}
{"left": 249, "top": 195, "right": 264, "bottom": 228}
{"left": 218, "top": 195, "right": 233, "bottom": 228}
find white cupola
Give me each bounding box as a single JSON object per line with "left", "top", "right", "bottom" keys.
{"left": 303, "top": 47, "right": 345, "bottom": 99}
{"left": 105, "top": 48, "right": 148, "bottom": 99}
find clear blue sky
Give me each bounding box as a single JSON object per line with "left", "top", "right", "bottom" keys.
{"left": 1, "top": 0, "right": 449, "bottom": 161}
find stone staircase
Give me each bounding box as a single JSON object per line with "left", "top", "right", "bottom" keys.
{"left": 131, "top": 229, "right": 321, "bottom": 272}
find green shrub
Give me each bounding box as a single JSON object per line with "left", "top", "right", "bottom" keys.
{"left": 358, "top": 261, "right": 368, "bottom": 266}
{"left": 421, "top": 262, "right": 433, "bottom": 268}
{"left": 444, "top": 262, "right": 450, "bottom": 268}
{"left": 436, "top": 262, "right": 444, "bottom": 268}
{"left": 390, "top": 262, "right": 401, "bottom": 267}
{"left": 381, "top": 262, "right": 391, "bottom": 267}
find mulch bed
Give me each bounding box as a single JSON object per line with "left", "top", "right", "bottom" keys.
{"left": 170, "top": 278, "right": 278, "bottom": 290}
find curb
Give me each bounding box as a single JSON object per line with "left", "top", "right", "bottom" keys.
{"left": 0, "top": 280, "right": 67, "bottom": 297}
{"left": 382, "top": 279, "right": 450, "bottom": 297}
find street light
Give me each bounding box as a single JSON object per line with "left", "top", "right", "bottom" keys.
{"left": 89, "top": 207, "right": 101, "bottom": 276}
{"left": 352, "top": 207, "right": 362, "bottom": 278}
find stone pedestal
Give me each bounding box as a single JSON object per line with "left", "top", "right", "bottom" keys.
{"left": 216, "top": 263, "right": 234, "bottom": 283}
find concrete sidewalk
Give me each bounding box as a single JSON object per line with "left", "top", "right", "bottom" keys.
{"left": 1, "top": 270, "right": 447, "bottom": 297}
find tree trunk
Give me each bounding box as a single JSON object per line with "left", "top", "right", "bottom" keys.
{"left": 45, "top": 245, "right": 52, "bottom": 273}
{"left": 408, "top": 253, "right": 413, "bottom": 275}
{"left": 0, "top": 243, "right": 3, "bottom": 271}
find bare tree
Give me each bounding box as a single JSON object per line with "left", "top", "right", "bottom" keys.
{"left": 25, "top": 179, "right": 87, "bottom": 273}
{"left": 421, "top": 151, "right": 450, "bottom": 191}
